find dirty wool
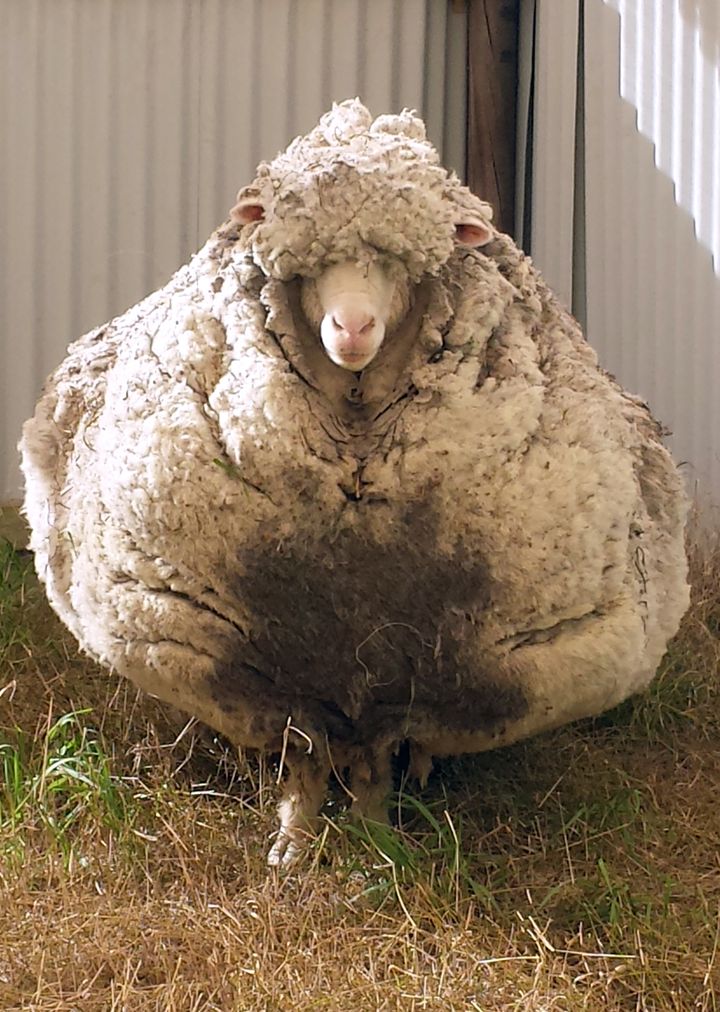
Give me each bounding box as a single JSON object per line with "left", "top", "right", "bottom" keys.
{"left": 20, "top": 101, "right": 689, "bottom": 865}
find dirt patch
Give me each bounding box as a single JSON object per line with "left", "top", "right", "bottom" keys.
{"left": 225, "top": 495, "right": 527, "bottom": 747}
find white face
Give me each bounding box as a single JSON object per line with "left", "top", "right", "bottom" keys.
{"left": 314, "top": 262, "right": 399, "bottom": 372}
{"left": 292, "top": 222, "right": 492, "bottom": 372}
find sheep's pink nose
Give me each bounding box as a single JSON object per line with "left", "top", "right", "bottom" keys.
{"left": 331, "top": 310, "right": 375, "bottom": 339}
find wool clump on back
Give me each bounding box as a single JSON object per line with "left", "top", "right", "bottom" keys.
{"left": 20, "top": 100, "right": 689, "bottom": 867}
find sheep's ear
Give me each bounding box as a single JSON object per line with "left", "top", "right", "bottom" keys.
{"left": 455, "top": 220, "right": 492, "bottom": 247}
{"left": 230, "top": 200, "right": 265, "bottom": 224}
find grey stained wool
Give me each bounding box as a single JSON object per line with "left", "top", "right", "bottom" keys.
{"left": 20, "top": 100, "right": 689, "bottom": 866}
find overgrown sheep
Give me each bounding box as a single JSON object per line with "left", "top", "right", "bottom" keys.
{"left": 20, "top": 100, "right": 690, "bottom": 867}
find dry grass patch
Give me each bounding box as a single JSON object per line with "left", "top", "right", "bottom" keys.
{"left": 1, "top": 534, "right": 720, "bottom": 1010}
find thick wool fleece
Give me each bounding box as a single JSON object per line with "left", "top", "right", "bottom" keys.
{"left": 21, "top": 100, "right": 688, "bottom": 790}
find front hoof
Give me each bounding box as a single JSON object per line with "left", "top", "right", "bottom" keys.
{"left": 267, "top": 830, "right": 305, "bottom": 869}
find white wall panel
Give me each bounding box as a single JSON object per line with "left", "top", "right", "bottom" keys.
{"left": 530, "top": 0, "right": 580, "bottom": 308}
{"left": 0, "top": 0, "right": 466, "bottom": 501}
{"left": 584, "top": 0, "right": 720, "bottom": 510}
{"left": 527, "top": 0, "right": 720, "bottom": 510}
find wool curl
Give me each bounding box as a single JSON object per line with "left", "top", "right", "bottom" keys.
{"left": 232, "top": 99, "right": 494, "bottom": 281}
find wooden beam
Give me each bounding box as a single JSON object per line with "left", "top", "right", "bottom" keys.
{"left": 467, "top": 0, "right": 521, "bottom": 236}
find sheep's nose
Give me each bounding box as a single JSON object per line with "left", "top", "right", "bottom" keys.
{"left": 331, "top": 310, "right": 375, "bottom": 339}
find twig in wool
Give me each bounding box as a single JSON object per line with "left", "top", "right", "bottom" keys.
{"left": 276, "top": 716, "right": 314, "bottom": 785}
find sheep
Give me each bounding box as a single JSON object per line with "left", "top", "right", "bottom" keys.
{"left": 20, "top": 100, "right": 690, "bottom": 868}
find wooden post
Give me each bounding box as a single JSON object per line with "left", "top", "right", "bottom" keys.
{"left": 466, "top": 0, "right": 521, "bottom": 236}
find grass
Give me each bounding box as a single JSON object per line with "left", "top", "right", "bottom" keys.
{"left": 0, "top": 709, "right": 132, "bottom": 854}
{"left": 1, "top": 532, "right": 720, "bottom": 1010}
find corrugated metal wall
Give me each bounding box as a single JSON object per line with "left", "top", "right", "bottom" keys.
{"left": 529, "top": 1, "right": 579, "bottom": 309}
{"left": 527, "top": 0, "right": 720, "bottom": 511}
{"left": 0, "top": 0, "right": 467, "bottom": 501}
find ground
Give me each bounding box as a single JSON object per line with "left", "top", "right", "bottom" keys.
{"left": 1, "top": 526, "right": 719, "bottom": 1011}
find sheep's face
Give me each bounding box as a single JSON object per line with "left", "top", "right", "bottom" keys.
{"left": 299, "top": 260, "right": 409, "bottom": 371}
{"left": 227, "top": 101, "right": 495, "bottom": 371}
{"left": 231, "top": 171, "right": 494, "bottom": 287}
{"left": 232, "top": 197, "right": 491, "bottom": 372}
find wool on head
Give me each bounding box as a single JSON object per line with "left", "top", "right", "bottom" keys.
{"left": 231, "top": 99, "right": 494, "bottom": 281}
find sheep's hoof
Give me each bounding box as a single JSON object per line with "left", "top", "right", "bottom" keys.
{"left": 267, "top": 774, "right": 325, "bottom": 870}
{"left": 267, "top": 829, "right": 305, "bottom": 869}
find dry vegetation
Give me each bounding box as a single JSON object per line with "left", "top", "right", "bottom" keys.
{"left": 1, "top": 529, "right": 720, "bottom": 1011}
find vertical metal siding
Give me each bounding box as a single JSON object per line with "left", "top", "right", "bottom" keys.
{"left": 584, "top": 0, "right": 720, "bottom": 509}
{"left": 0, "top": 0, "right": 466, "bottom": 501}
{"left": 530, "top": 0, "right": 580, "bottom": 308}
{"left": 514, "top": 0, "right": 537, "bottom": 250}
{"left": 529, "top": 0, "right": 720, "bottom": 509}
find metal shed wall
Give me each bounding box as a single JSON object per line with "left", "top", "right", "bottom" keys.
{"left": 526, "top": 0, "right": 720, "bottom": 511}
{"left": 0, "top": 0, "right": 467, "bottom": 501}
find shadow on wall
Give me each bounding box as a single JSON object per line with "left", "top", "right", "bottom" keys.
{"left": 680, "top": 0, "right": 720, "bottom": 69}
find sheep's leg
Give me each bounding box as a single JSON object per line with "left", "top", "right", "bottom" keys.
{"left": 350, "top": 745, "right": 394, "bottom": 825}
{"left": 406, "top": 741, "right": 434, "bottom": 788}
{"left": 267, "top": 752, "right": 328, "bottom": 869}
